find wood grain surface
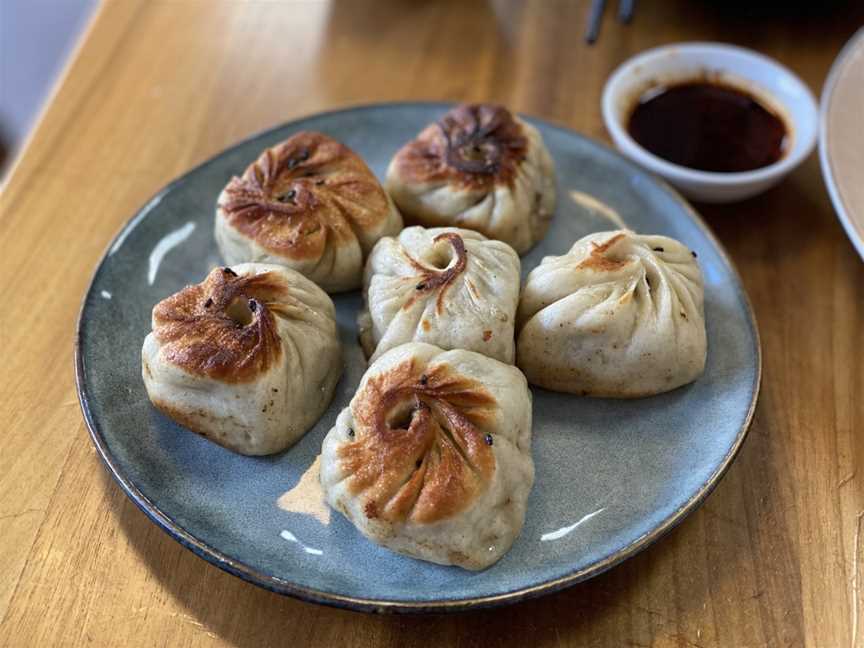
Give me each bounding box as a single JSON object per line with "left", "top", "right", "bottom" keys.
{"left": 1, "top": 1, "right": 863, "bottom": 646}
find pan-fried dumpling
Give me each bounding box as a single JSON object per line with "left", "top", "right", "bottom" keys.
{"left": 516, "top": 230, "right": 707, "bottom": 397}
{"left": 385, "top": 104, "right": 556, "bottom": 254}
{"left": 142, "top": 263, "right": 342, "bottom": 455}
{"left": 358, "top": 226, "right": 520, "bottom": 364}
{"left": 320, "top": 343, "right": 534, "bottom": 570}
{"left": 216, "top": 132, "right": 403, "bottom": 293}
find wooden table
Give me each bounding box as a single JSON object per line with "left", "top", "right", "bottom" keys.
{"left": 2, "top": 1, "right": 862, "bottom": 645}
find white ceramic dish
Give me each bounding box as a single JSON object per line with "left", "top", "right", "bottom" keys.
{"left": 602, "top": 42, "right": 819, "bottom": 203}
{"left": 820, "top": 27, "right": 864, "bottom": 262}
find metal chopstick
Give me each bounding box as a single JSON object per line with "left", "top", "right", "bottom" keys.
{"left": 618, "top": 0, "right": 635, "bottom": 24}
{"left": 585, "top": 0, "right": 606, "bottom": 44}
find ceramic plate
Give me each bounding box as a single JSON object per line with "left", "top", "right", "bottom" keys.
{"left": 76, "top": 103, "right": 761, "bottom": 613}
{"left": 821, "top": 27, "right": 864, "bottom": 261}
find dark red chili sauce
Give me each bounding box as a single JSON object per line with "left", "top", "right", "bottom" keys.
{"left": 627, "top": 81, "right": 788, "bottom": 173}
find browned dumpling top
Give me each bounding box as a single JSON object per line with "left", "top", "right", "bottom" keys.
{"left": 385, "top": 104, "right": 556, "bottom": 254}
{"left": 216, "top": 132, "right": 403, "bottom": 292}
{"left": 337, "top": 352, "right": 497, "bottom": 524}
{"left": 150, "top": 266, "right": 286, "bottom": 383}
{"left": 388, "top": 104, "right": 529, "bottom": 191}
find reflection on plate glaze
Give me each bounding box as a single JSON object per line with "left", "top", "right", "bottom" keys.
{"left": 147, "top": 221, "right": 196, "bottom": 285}
{"left": 277, "top": 455, "right": 330, "bottom": 525}
{"left": 280, "top": 529, "right": 323, "bottom": 556}
{"left": 540, "top": 507, "right": 606, "bottom": 542}
{"left": 100, "top": 290, "right": 112, "bottom": 300}
{"left": 109, "top": 193, "right": 165, "bottom": 256}
{"left": 569, "top": 191, "right": 628, "bottom": 229}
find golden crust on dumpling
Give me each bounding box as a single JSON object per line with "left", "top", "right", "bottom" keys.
{"left": 339, "top": 356, "right": 496, "bottom": 525}
{"left": 396, "top": 231, "right": 468, "bottom": 315}
{"left": 144, "top": 263, "right": 342, "bottom": 455}
{"left": 320, "top": 343, "right": 534, "bottom": 569}
{"left": 218, "top": 131, "right": 394, "bottom": 262}
{"left": 575, "top": 232, "right": 630, "bottom": 272}
{"left": 385, "top": 104, "right": 556, "bottom": 254}
{"left": 388, "top": 104, "right": 528, "bottom": 192}
{"left": 152, "top": 267, "right": 289, "bottom": 383}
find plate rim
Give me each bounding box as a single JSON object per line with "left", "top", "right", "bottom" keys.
{"left": 819, "top": 26, "right": 864, "bottom": 262}
{"left": 74, "top": 100, "right": 763, "bottom": 614}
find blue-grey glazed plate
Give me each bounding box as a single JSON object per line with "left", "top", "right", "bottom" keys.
{"left": 76, "top": 103, "right": 761, "bottom": 613}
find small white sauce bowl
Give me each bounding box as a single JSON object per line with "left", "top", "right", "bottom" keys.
{"left": 602, "top": 42, "right": 819, "bottom": 203}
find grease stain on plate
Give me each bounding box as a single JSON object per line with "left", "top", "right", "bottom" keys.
{"left": 569, "top": 190, "right": 629, "bottom": 229}
{"left": 277, "top": 455, "right": 331, "bottom": 525}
